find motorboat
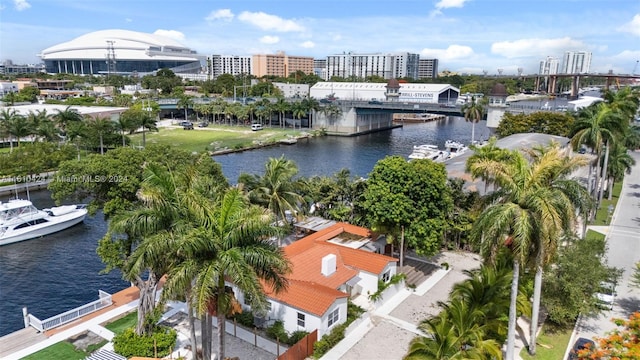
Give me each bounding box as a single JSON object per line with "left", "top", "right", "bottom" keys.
{"left": 0, "top": 199, "right": 88, "bottom": 246}
{"left": 408, "top": 144, "right": 449, "bottom": 162}
{"left": 444, "top": 140, "right": 469, "bottom": 159}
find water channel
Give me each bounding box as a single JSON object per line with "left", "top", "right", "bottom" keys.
{"left": 0, "top": 116, "right": 490, "bottom": 336}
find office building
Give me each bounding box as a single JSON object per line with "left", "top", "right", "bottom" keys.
{"left": 418, "top": 58, "right": 439, "bottom": 79}
{"left": 539, "top": 56, "right": 560, "bottom": 75}
{"left": 0, "top": 60, "right": 45, "bottom": 75}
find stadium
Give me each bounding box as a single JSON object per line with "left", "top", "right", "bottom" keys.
{"left": 39, "top": 29, "right": 205, "bottom": 76}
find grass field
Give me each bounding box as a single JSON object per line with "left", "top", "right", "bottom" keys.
{"left": 21, "top": 341, "right": 90, "bottom": 360}
{"left": 129, "top": 125, "right": 308, "bottom": 154}
{"left": 520, "top": 323, "right": 574, "bottom": 360}
{"left": 592, "top": 181, "right": 623, "bottom": 225}
{"left": 104, "top": 311, "right": 138, "bottom": 334}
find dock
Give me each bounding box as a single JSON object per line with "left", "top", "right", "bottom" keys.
{"left": 392, "top": 113, "right": 446, "bottom": 123}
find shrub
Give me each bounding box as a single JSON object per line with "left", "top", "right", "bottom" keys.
{"left": 313, "top": 323, "right": 348, "bottom": 358}
{"left": 265, "top": 320, "right": 289, "bottom": 343}
{"left": 113, "top": 327, "right": 177, "bottom": 358}
{"left": 230, "top": 310, "right": 254, "bottom": 328}
{"left": 287, "top": 330, "right": 309, "bottom": 346}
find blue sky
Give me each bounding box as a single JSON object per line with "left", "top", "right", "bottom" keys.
{"left": 1, "top": 0, "right": 639, "bottom": 75}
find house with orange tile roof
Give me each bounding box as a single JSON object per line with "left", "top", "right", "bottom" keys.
{"left": 231, "top": 222, "right": 398, "bottom": 337}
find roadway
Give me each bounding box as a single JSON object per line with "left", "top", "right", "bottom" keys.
{"left": 569, "top": 150, "right": 640, "bottom": 352}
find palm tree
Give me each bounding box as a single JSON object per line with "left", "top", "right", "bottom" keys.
{"left": 53, "top": 106, "right": 83, "bottom": 141}
{"left": 569, "top": 102, "right": 626, "bottom": 206}
{"left": 239, "top": 156, "right": 305, "bottom": 229}
{"left": 291, "top": 101, "right": 307, "bottom": 130}
{"left": 273, "top": 98, "right": 289, "bottom": 128}
{"left": 87, "top": 116, "right": 114, "bottom": 155}
{"left": 167, "top": 187, "right": 290, "bottom": 360}
{"left": 121, "top": 108, "right": 158, "bottom": 147}
{"left": 467, "top": 142, "right": 592, "bottom": 357}
{"left": 0, "top": 108, "right": 26, "bottom": 151}
{"left": 302, "top": 97, "right": 320, "bottom": 129}
{"left": 605, "top": 142, "right": 636, "bottom": 200}
{"left": 462, "top": 97, "right": 485, "bottom": 144}
{"left": 115, "top": 116, "right": 132, "bottom": 147}
{"left": 177, "top": 95, "right": 193, "bottom": 121}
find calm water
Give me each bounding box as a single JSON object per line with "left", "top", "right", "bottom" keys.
{"left": 0, "top": 116, "right": 489, "bottom": 336}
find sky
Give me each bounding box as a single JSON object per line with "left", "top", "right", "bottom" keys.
{"left": 1, "top": 0, "right": 639, "bottom": 76}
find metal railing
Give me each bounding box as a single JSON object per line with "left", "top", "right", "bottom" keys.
{"left": 24, "top": 290, "right": 112, "bottom": 332}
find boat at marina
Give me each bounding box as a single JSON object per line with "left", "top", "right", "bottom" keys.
{"left": 444, "top": 140, "right": 469, "bottom": 159}
{"left": 408, "top": 144, "right": 449, "bottom": 162}
{"left": 0, "top": 199, "right": 88, "bottom": 246}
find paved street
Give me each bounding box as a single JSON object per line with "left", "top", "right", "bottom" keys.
{"left": 570, "top": 150, "right": 640, "bottom": 350}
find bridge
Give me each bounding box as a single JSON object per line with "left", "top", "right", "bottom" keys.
{"left": 521, "top": 72, "right": 640, "bottom": 98}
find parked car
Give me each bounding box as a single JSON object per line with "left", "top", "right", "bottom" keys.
{"left": 251, "top": 123, "right": 263, "bottom": 131}
{"left": 595, "top": 281, "right": 616, "bottom": 310}
{"left": 368, "top": 100, "right": 383, "bottom": 105}
{"left": 182, "top": 121, "right": 194, "bottom": 130}
{"left": 198, "top": 122, "right": 208, "bottom": 128}
{"left": 568, "top": 337, "right": 595, "bottom": 359}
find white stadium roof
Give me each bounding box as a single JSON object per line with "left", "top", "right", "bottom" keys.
{"left": 39, "top": 29, "right": 201, "bottom": 62}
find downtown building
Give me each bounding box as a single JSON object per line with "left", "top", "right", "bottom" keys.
{"left": 208, "top": 55, "right": 252, "bottom": 79}
{"left": 325, "top": 52, "right": 420, "bottom": 80}
{"left": 418, "top": 58, "right": 439, "bottom": 79}
{"left": 539, "top": 56, "right": 560, "bottom": 75}
{"left": 561, "top": 51, "right": 592, "bottom": 74}
{"left": 252, "top": 51, "right": 314, "bottom": 78}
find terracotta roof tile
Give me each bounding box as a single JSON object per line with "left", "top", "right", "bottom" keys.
{"left": 265, "top": 279, "right": 348, "bottom": 316}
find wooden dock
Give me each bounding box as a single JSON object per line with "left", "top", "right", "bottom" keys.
{"left": 393, "top": 113, "right": 446, "bottom": 123}
{"left": 0, "top": 328, "right": 46, "bottom": 358}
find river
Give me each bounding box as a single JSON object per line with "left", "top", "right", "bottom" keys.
{"left": 0, "top": 116, "right": 489, "bottom": 336}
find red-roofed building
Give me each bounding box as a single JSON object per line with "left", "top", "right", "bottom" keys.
{"left": 231, "top": 222, "right": 397, "bottom": 337}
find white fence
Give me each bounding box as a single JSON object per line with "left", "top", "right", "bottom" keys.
{"left": 24, "top": 290, "right": 112, "bottom": 332}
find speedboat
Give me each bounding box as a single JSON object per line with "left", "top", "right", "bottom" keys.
{"left": 444, "top": 140, "right": 468, "bottom": 159}
{"left": 0, "top": 199, "right": 88, "bottom": 246}
{"left": 408, "top": 145, "right": 449, "bottom": 162}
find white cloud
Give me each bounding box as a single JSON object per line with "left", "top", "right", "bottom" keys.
{"left": 206, "top": 9, "right": 234, "bottom": 22}
{"left": 237, "top": 11, "right": 305, "bottom": 32}
{"left": 260, "top": 35, "right": 279, "bottom": 44}
{"left": 153, "top": 29, "right": 185, "bottom": 41}
{"left": 300, "top": 41, "right": 315, "bottom": 49}
{"left": 435, "top": 0, "right": 469, "bottom": 10}
{"left": 491, "top": 37, "right": 586, "bottom": 58}
{"left": 125, "top": 18, "right": 132, "bottom": 23}
{"left": 14, "top": 0, "right": 31, "bottom": 11}
{"left": 420, "top": 44, "right": 474, "bottom": 61}
{"left": 618, "top": 14, "right": 640, "bottom": 36}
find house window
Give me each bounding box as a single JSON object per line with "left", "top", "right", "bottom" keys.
{"left": 297, "top": 312, "right": 305, "bottom": 327}
{"left": 382, "top": 271, "right": 390, "bottom": 282}
{"left": 327, "top": 308, "right": 340, "bottom": 327}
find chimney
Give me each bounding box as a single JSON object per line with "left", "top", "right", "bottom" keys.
{"left": 321, "top": 254, "right": 337, "bottom": 277}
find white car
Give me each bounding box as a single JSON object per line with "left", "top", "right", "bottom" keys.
{"left": 595, "top": 281, "right": 616, "bottom": 310}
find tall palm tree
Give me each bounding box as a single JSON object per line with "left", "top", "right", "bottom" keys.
{"left": 53, "top": 105, "right": 83, "bottom": 141}
{"left": 0, "top": 108, "right": 28, "bottom": 151}
{"left": 87, "top": 116, "right": 114, "bottom": 155}
{"left": 167, "top": 187, "right": 290, "bottom": 360}
{"left": 462, "top": 97, "right": 485, "bottom": 144}
{"left": 569, "top": 102, "right": 626, "bottom": 206}
{"left": 291, "top": 101, "right": 307, "bottom": 130}
{"left": 605, "top": 142, "right": 636, "bottom": 200}
{"left": 467, "top": 142, "right": 592, "bottom": 357}
{"left": 115, "top": 116, "right": 132, "bottom": 147}
{"left": 239, "top": 156, "right": 305, "bottom": 229}
{"left": 273, "top": 98, "right": 289, "bottom": 128}
{"left": 177, "top": 95, "right": 193, "bottom": 121}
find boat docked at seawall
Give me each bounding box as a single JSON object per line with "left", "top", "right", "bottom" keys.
{"left": 408, "top": 144, "right": 449, "bottom": 162}
{"left": 444, "top": 140, "right": 469, "bottom": 159}
{"left": 0, "top": 199, "right": 88, "bottom": 246}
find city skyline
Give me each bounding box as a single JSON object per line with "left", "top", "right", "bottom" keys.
{"left": 1, "top": 0, "right": 639, "bottom": 75}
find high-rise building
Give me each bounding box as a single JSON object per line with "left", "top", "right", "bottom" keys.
{"left": 539, "top": 56, "right": 560, "bottom": 75}
{"left": 418, "top": 58, "right": 439, "bottom": 79}
{"left": 313, "top": 59, "right": 327, "bottom": 80}
{"left": 561, "top": 51, "right": 592, "bottom": 74}
{"left": 325, "top": 52, "right": 420, "bottom": 80}
{"left": 252, "top": 52, "right": 314, "bottom": 78}
{"left": 208, "top": 55, "right": 252, "bottom": 79}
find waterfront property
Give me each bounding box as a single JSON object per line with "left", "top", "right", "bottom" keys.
{"left": 233, "top": 222, "right": 398, "bottom": 338}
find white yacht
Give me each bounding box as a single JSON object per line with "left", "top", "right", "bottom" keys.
{"left": 0, "top": 199, "right": 88, "bottom": 246}
{"left": 444, "top": 140, "right": 469, "bottom": 159}
{"left": 408, "top": 144, "right": 449, "bottom": 162}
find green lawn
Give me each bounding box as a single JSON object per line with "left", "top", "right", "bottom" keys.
{"left": 129, "top": 125, "right": 307, "bottom": 154}
{"left": 104, "top": 311, "right": 138, "bottom": 334}
{"left": 520, "top": 323, "right": 574, "bottom": 360}
{"left": 591, "top": 181, "right": 623, "bottom": 225}
{"left": 21, "top": 341, "right": 87, "bottom": 360}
